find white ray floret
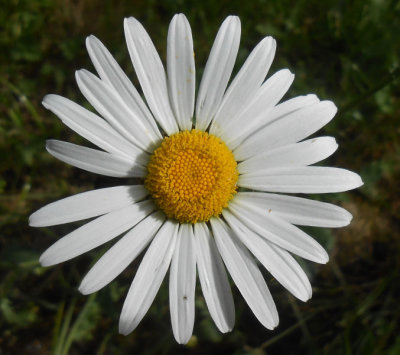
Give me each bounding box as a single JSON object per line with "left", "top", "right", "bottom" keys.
{"left": 237, "top": 136, "right": 338, "bottom": 174}
{"left": 46, "top": 140, "right": 148, "bottom": 178}
{"left": 169, "top": 224, "right": 197, "bottom": 344}
{"left": 167, "top": 14, "right": 195, "bottom": 131}
{"left": 39, "top": 201, "right": 154, "bottom": 266}
{"left": 119, "top": 220, "right": 179, "bottom": 335}
{"left": 221, "top": 69, "right": 294, "bottom": 144}
{"left": 210, "top": 36, "right": 276, "bottom": 137}
{"left": 224, "top": 209, "right": 312, "bottom": 301}
{"left": 226, "top": 200, "right": 329, "bottom": 264}
{"left": 29, "top": 185, "right": 148, "bottom": 227}
{"left": 238, "top": 166, "right": 363, "bottom": 193}
{"left": 124, "top": 17, "right": 178, "bottom": 135}
{"left": 234, "top": 100, "right": 338, "bottom": 160}
{"left": 234, "top": 192, "right": 352, "bottom": 228}
{"left": 194, "top": 223, "right": 235, "bottom": 333}
{"left": 79, "top": 211, "right": 165, "bottom": 294}
{"left": 85, "top": 35, "right": 163, "bottom": 143}
{"left": 195, "top": 16, "right": 241, "bottom": 131}
{"left": 76, "top": 69, "right": 155, "bottom": 151}
{"left": 229, "top": 93, "right": 321, "bottom": 150}
{"left": 211, "top": 217, "right": 279, "bottom": 329}
{"left": 42, "top": 94, "right": 145, "bottom": 160}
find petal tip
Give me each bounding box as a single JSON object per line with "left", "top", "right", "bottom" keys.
{"left": 321, "top": 252, "right": 329, "bottom": 264}
{"left": 325, "top": 100, "right": 338, "bottom": 115}
{"left": 42, "top": 94, "right": 53, "bottom": 106}
{"left": 28, "top": 213, "right": 37, "bottom": 227}
{"left": 357, "top": 175, "right": 364, "bottom": 187}
{"left": 74, "top": 69, "right": 82, "bottom": 81}
{"left": 39, "top": 254, "right": 51, "bottom": 267}
{"left": 118, "top": 321, "right": 132, "bottom": 336}
{"left": 269, "top": 317, "right": 279, "bottom": 330}
{"left": 78, "top": 283, "right": 91, "bottom": 295}
{"left": 174, "top": 335, "right": 191, "bottom": 345}
{"left": 124, "top": 16, "right": 140, "bottom": 28}
{"left": 85, "top": 35, "right": 97, "bottom": 49}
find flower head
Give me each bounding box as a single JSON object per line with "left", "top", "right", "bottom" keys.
{"left": 30, "top": 14, "right": 363, "bottom": 343}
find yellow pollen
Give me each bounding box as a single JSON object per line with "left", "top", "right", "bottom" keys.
{"left": 145, "top": 129, "right": 238, "bottom": 223}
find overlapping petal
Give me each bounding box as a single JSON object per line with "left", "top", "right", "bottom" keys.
{"left": 76, "top": 69, "right": 155, "bottom": 151}
{"left": 226, "top": 200, "right": 329, "bottom": 263}
{"left": 119, "top": 220, "right": 178, "bottom": 335}
{"left": 42, "top": 94, "right": 145, "bottom": 159}
{"left": 229, "top": 94, "right": 320, "bottom": 150}
{"left": 209, "top": 36, "right": 276, "bottom": 137}
{"left": 223, "top": 209, "right": 312, "bottom": 301}
{"left": 124, "top": 17, "right": 179, "bottom": 135}
{"left": 46, "top": 140, "right": 147, "bottom": 177}
{"left": 210, "top": 217, "right": 279, "bottom": 329}
{"left": 39, "top": 200, "right": 154, "bottom": 266}
{"left": 237, "top": 137, "right": 338, "bottom": 174}
{"left": 234, "top": 100, "right": 337, "bottom": 161}
{"left": 86, "top": 35, "right": 162, "bottom": 143}
{"left": 235, "top": 192, "right": 352, "bottom": 228}
{"left": 79, "top": 211, "right": 165, "bottom": 294}
{"left": 194, "top": 223, "right": 235, "bottom": 333}
{"left": 195, "top": 16, "right": 241, "bottom": 130}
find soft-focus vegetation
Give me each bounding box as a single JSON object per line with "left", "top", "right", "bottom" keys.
{"left": 1, "top": 0, "right": 399, "bottom": 354}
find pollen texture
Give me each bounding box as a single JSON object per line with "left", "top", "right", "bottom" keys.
{"left": 145, "top": 130, "right": 238, "bottom": 223}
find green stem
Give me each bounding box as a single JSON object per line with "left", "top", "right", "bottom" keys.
{"left": 53, "top": 298, "right": 76, "bottom": 355}
{"left": 60, "top": 294, "right": 96, "bottom": 355}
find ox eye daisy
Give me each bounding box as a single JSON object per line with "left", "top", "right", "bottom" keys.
{"left": 30, "top": 13, "right": 363, "bottom": 344}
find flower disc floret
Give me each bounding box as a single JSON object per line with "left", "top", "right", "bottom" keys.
{"left": 145, "top": 129, "right": 238, "bottom": 223}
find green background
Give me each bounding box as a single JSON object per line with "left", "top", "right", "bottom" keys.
{"left": 1, "top": 0, "right": 399, "bottom": 354}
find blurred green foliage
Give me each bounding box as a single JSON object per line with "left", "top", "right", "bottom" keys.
{"left": 1, "top": 0, "right": 400, "bottom": 354}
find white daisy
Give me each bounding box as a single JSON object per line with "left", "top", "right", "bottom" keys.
{"left": 30, "top": 14, "right": 363, "bottom": 343}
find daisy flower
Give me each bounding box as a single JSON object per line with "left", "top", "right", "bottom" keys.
{"left": 30, "top": 14, "right": 363, "bottom": 343}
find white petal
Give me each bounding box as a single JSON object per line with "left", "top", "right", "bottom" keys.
{"left": 46, "top": 140, "right": 147, "bottom": 178}
{"left": 222, "top": 69, "right": 294, "bottom": 145}
{"left": 42, "top": 95, "right": 144, "bottom": 160}
{"left": 210, "top": 217, "right": 279, "bottom": 329}
{"left": 226, "top": 200, "right": 329, "bottom": 263}
{"left": 119, "top": 220, "right": 179, "bottom": 335}
{"left": 195, "top": 16, "right": 241, "bottom": 131}
{"left": 234, "top": 100, "right": 337, "bottom": 161}
{"left": 269, "top": 244, "right": 312, "bottom": 299}
{"left": 75, "top": 69, "right": 155, "bottom": 151}
{"left": 29, "top": 185, "right": 148, "bottom": 227}
{"left": 124, "top": 17, "right": 178, "bottom": 135}
{"left": 238, "top": 136, "right": 338, "bottom": 174}
{"left": 169, "top": 224, "right": 196, "bottom": 344}
{"left": 229, "top": 94, "right": 320, "bottom": 150}
{"left": 167, "top": 14, "right": 195, "bottom": 131}
{"left": 79, "top": 211, "right": 165, "bottom": 294}
{"left": 268, "top": 94, "right": 320, "bottom": 120}
{"left": 238, "top": 166, "right": 364, "bottom": 193}
{"left": 235, "top": 192, "right": 353, "bottom": 228}
{"left": 86, "top": 35, "right": 162, "bottom": 143}
{"left": 194, "top": 223, "right": 235, "bottom": 333}
{"left": 210, "top": 36, "right": 276, "bottom": 137}
{"left": 39, "top": 200, "right": 154, "bottom": 266}
{"left": 223, "top": 209, "right": 311, "bottom": 301}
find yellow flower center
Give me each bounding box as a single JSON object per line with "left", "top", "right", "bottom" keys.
{"left": 145, "top": 129, "right": 238, "bottom": 223}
